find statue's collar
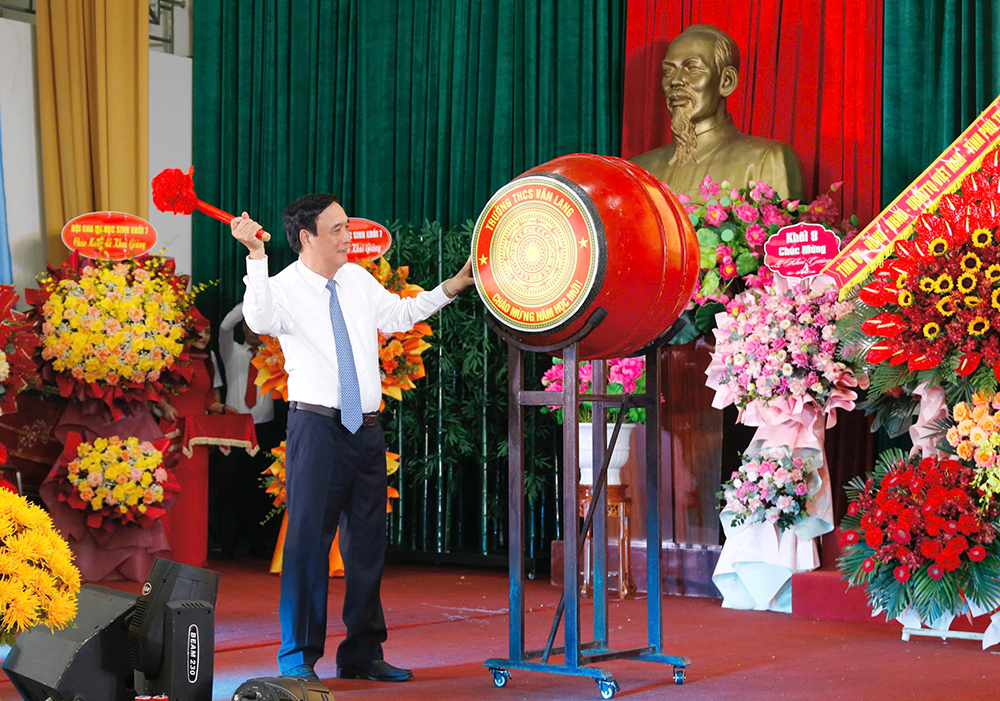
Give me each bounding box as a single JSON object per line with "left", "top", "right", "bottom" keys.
{"left": 688, "top": 115, "right": 739, "bottom": 162}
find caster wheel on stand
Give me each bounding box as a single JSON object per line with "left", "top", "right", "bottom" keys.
{"left": 597, "top": 678, "right": 619, "bottom": 699}
{"left": 490, "top": 668, "right": 511, "bottom": 688}
{"left": 673, "top": 666, "right": 686, "bottom": 685}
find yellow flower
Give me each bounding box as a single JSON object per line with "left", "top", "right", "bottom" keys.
{"left": 965, "top": 295, "right": 982, "bottom": 308}
{"left": 969, "top": 316, "right": 991, "bottom": 336}
{"left": 922, "top": 322, "right": 941, "bottom": 340}
{"left": 986, "top": 264, "right": 1000, "bottom": 282}
{"left": 992, "top": 289, "right": 1000, "bottom": 313}
{"left": 957, "top": 272, "right": 977, "bottom": 294}
{"left": 934, "top": 274, "right": 954, "bottom": 294}
{"left": 919, "top": 277, "right": 936, "bottom": 292}
{"left": 961, "top": 252, "right": 983, "bottom": 272}
{"left": 929, "top": 237, "right": 949, "bottom": 255}
{"left": 898, "top": 290, "right": 914, "bottom": 307}
{"left": 936, "top": 296, "right": 957, "bottom": 316}
{"left": 973, "top": 227, "right": 993, "bottom": 248}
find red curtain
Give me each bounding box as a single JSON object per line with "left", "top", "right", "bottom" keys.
{"left": 622, "top": 0, "right": 883, "bottom": 225}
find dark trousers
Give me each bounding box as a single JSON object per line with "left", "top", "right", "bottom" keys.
{"left": 277, "top": 407, "right": 388, "bottom": 672}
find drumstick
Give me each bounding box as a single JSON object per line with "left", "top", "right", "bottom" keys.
{"left": 151, "top": 166, "right": 272, "bottom": 242}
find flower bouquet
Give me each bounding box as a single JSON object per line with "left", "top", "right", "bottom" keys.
{"left": 54, "top": 433, "right": 180, "bottom": 530}
{"left": 719, "top": 448, "right": 818, "bottom": 532}
{"left": 671, "top": 175, "right": 858, "bottom": 344}
{"left": 26, "top": 253, "right": 208, "bottom": 417}
{"left": 706, "top": 275, "right": 860, "bottom": 423}
{"left": 839, "top": 449, "right": 1000, "bottom": 633}
{"left": 0, "top": 285, "right": 41, "bottom": 415}
{"left": 706, "top": 275, "right": 860, "bottom": 611}
{"left": 0, "top": 489, "right": 81, "bottom": 646}
{"left": 540, "top": 356, "right": 646, "bottom": 424}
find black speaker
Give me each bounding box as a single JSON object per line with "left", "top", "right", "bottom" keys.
{"left": 2, "top": 584, "right": 138, "bottom": 701}
{"left": 232, "top": 677, "right": 334, "bottom": 701}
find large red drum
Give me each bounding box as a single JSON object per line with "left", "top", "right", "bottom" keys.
{"left": 472, "top": 154, "right": 699, "bottom": 360}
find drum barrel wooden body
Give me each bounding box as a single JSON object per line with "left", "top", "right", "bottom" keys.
{"left": 472, "top": 154, "right": 699, "bottom": 360}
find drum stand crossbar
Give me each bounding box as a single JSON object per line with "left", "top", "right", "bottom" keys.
{"left": 483, "top": 309, "right": 690, "bottom": 699}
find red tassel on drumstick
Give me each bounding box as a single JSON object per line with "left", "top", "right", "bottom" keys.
{"left": 151, "top": 166, "right": 272, "bottom": 242}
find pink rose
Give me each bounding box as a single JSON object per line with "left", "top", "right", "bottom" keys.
{"left": 795, "top": 482, "right": 809, "bottom": 496}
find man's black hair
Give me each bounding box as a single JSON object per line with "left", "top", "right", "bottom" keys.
{"left": 282, "top": 193, "right": 340, "bottom": 254}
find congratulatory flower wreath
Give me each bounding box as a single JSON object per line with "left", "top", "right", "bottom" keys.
{"left": 26, "top": 254, "right": 207, "bottom": 417}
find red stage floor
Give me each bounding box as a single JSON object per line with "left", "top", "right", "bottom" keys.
{"left": 1, "top": 559, "right": 997, "bottom": 700}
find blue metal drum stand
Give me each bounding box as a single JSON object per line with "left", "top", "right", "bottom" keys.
{"left": 484, "top": 309, "right": 690, "bottom": 699}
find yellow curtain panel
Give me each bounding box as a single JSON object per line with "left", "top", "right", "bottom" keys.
{"left": 36, "top": 0, "right": 149, "bottom": 266}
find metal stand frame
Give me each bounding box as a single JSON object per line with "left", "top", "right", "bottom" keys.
{"left": 483, "top": 309, "right": 690, "bottom": 698}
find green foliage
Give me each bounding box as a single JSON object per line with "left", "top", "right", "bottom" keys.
{"left": 383, "top": 221, "right": 558, "bottom": 556}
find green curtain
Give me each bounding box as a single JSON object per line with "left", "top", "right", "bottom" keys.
{"left": 192, "top": 0, "right": 625, "bottom": 320}
{"left": 881, "top": 0, "right": 1000, "bottom": 206}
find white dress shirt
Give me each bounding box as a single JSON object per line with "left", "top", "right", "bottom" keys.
{"left": 243, "top": 257, "right": 452, "bottom": 412}
{"left": 218, "top": 302, "right": 276, "bottom": 424}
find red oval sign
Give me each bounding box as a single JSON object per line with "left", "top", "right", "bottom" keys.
{"left": 60, "top": 211, "right": 157, "bottom": 260}
{"left": 347, "top": 218, "right": 393, "bottom": 262}
{"left": 764, "top": 223, "right": 841, "bottom": 282}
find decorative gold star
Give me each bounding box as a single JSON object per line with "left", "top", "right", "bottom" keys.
{"left": 578, "top": 238, "right": 588, "bottom": 248}
{"left": 479, "top": 254, "right": 488, "bottom": 266}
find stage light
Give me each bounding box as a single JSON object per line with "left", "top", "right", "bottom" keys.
{"left": 232, "top": 677, "right": 334, "bottom": 701}
{"left": 2, "top": 558, "right": 219, "bottom": 701}
{"left": 129, "top": 558, "right": 220, "bottom": 699}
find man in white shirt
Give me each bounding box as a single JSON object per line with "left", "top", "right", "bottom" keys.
{"left": 232, "top": 194, "right": 474, "bottom": 684}
{"left": 211, "top": 302, "right": 281, "bottom": 559}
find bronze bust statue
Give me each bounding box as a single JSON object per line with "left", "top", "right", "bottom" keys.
{"left": 631, "top": 24, "right": 805, "bottom": 205}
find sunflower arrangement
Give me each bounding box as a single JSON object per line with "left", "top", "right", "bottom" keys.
{"left": 57, "top": 433, "right": 179, "bottom": 530}
{"left": 841, "top": 149, "right": 1000, "bottom": 398}
{"left": 27, "top": 254, "right": 207, "bottom": 415}
{"left": 0, "top": 488, "right": 81, "bottom": 646}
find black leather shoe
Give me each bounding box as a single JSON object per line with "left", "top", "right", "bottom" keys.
{"left": 337, "top": 659, "right": 413, "bottom": 682}
{"left": 282, "top": 664, "right": 320, "bottom": 681}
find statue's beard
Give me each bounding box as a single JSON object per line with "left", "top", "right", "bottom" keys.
{"left": 667, "top": 92, "right": 698, "bottom": 166}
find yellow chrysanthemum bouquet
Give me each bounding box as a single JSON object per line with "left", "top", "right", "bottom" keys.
{"left": 0, "top": 488, "right": 81, "bottom": 646}
{"left": 54, "top": 432, "right": 179, "bottom": 531}
{"left": 27, "top": 254, "right": 207, "bottom": 417}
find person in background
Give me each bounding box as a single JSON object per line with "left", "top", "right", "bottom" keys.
{"left": 211, "top": 302, "right": 283, "bottom": 559}
{"left": 159, "top": 309, "right": 231, "bottom": 421}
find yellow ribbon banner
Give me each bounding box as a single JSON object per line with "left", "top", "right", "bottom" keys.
{"left": 822, "top": 94, "right": 1000, "bottom": 298}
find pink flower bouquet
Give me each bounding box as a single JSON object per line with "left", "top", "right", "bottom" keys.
{"left": 669, "top": 175, "right": 858, "bottom": 344}
{"left": 540, "top": 357, "right": 646, "bottom": 423}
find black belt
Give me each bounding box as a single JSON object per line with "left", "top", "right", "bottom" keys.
{"left": 290, "top": 401, "right": 380, "bottom": 427}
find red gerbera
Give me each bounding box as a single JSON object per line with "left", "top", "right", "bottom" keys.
{"left": 862, "top": 558, "right": 877, "bottom": 573}
{"left": 958, "top": 513, "right": 979, "bottom": 535}
{"left": 843, "top": 530, "right": 860, "bottom": 546}
{"left": 946, "top": 535, "right": 968, "bottom": 554}
{"left": 894, "top": 566, "right": 911, "bottom": 583}
{"left": 927, "top": 564, "right": 945, "bottom": 580}
{"left": 920, "top": 539, "right": 941, "bottom": 558}
{"left": 968, "top": 545, "right": 987, "bottom": 562}
{"left": 935, "top": 550, "right": 961, "bottom": 572}
{"left": 865, "top": 528, "right": 884, "bottom": 548}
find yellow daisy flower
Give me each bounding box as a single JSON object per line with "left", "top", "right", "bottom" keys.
{"left": 923, "top": 322, "right": 941, "bottom": 340}
{"left": 969, "top": 316, "right": 991, "bottom": 336}
{"left": 973, "top": 228, "right": 993, "bottom": 248}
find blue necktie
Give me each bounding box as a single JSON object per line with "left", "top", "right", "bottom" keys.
{"left": 326, "top": 280, "right": 363, "bottom": 433}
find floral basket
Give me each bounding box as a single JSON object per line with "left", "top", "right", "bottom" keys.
{"left": 540, "top": 357, "right": 647, "bottom": 424}
{"left": 25, "top": 253, "right": 208, "bottom": 418}
{"left": 53, "top": 432, "right": 180, "bottom": 530}
{"left": 839, "top": 449, "right": 1000, "bottom": 625}
{"left": 719, "top": 447, "right": 820, "bottom": 533}
{"left": 0, "top": 488, "right": 81, "bottom": 646}
{"left": 671, "top": 176, "right": 858, "bottom": 344}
